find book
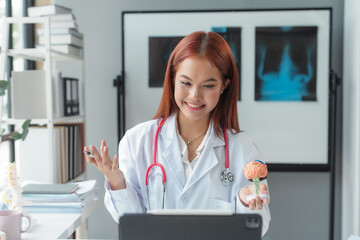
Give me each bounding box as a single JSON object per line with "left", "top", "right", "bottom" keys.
{"left": 27, "top": 4, "right": 72, "bottom": 17}
{"left": 49, "top": 13, "right": 75, "bottom": 22}
{"left": 22, "top": 180, "right": 97, "bottom": 201}
{"left": 10, "top": 70, "right": 47, "bottom": 119}
{"left": 50, "top": 20, "right": 78, "bottom": 29}
{"left": 37, "top": 28, "right": 83, "bottom": 39}
{"left": 37, "top": 44, "right": 82, "bottom": 57}
{"left": 39, "top": 34, "right": 83, "bottom": 48}
{"left": 23, "top": 183, "right": 79, "bottom": 194}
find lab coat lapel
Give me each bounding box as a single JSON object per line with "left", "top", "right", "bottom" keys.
{"left": 182, "top": 126, "right": 225, "bottom": 193}
{"left": 161, "top": 115, "right": 186, "bottom": 189}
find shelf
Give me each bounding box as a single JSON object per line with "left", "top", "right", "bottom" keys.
{"left": 4, "top": 115, "right": 85, "bottom": 125}
{"left": 7, "top": 48, "right": 83, "bottom": 62}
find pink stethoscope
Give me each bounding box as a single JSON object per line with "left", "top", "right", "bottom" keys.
{"left": 145, "top": 118, "right": 234, "bottom": 210}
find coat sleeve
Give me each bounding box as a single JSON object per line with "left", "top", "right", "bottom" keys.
{"left": 235, "top": 180, "right": 271, "bottom": 237}
{"left": 104, "top": 132, "right": 146, "bottom": 223}
{"left": 234, "top": 133, "right": 271, "bottom": 236}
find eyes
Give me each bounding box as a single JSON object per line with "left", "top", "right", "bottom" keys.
{"left": 180, "top": 81, "right": 216, "bottom": 89}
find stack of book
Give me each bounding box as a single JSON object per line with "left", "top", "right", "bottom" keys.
{"left": 27, "top": 4, "right": 84, "bottom": 57}
{"left": 22, "top": 180, "right": 97, "bottom": 213}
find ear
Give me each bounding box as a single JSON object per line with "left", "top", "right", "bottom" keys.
{"left": 223, "top": 78, "right": 230, "bottom": 90}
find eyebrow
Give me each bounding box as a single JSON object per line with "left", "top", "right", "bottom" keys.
{"left": 179, "top": 74, "right": 218, "bottom": 82}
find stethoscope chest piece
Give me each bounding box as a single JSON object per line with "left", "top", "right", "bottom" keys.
{"left": 220, "top": 168, "right": 234, "bottom": 185}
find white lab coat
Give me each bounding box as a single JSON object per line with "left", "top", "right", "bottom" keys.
{"left": 104, "top": 114, "right": 271, "bottom": 235}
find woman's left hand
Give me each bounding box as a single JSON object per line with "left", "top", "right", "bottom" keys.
{"left": 238, "top": 184, "right": 269, "bottom": 210}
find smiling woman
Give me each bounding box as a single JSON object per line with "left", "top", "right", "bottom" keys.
{"left": 154, "top": 31, "right": 239, "bottom": 137}
{"left": 84, "top": 31, "right": 271, "bottom": 236}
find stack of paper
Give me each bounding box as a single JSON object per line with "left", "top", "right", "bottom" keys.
{"left": 27, "top": 4, "right": 84, "bottom": 57}
{"left": 22, "top": 180, "right": 97, "bottom": 213}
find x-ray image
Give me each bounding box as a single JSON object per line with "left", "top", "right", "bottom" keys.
{"left": 211, "top": 27, "right": 242, "bottom": 100}
{"left": 149, "top": 36, "right": 184, "bottom": 87}
{"left": 255, "top": 26, "right": 318, "bottom": 101}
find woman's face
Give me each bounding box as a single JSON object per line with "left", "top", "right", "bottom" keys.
{"left": 174, "top": 55, "right": 226, "bottom": 123}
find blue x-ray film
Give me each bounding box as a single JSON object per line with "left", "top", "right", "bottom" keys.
{"left": 255, "top": 27, "right": 317, "bottom": 101}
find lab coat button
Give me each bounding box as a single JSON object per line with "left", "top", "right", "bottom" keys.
{"left": 182, "top": 195, "right": 189, "bottom": 202}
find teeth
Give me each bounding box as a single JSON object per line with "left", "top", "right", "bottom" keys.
{"left": 187, "top": 103, "right": 202, "bottom": 108}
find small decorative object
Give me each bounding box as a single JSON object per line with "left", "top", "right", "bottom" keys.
{"left": 0, "top": 80, "right": 31, "bottom": 212}
{"left": 243, "top": 160, "right": 268, "bottom": 201}
{"left": 1, "top": 163, "right": 30, "bottom": 212}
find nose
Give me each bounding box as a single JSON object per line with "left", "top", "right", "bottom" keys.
{"left": 189, "top": 86, "right": 200, "bottom": 99}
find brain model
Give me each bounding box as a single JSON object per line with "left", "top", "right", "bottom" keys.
{"left": 243, "top": 160, "right": 268, "bottom": 195}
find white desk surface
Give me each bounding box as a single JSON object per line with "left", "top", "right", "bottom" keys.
{"left": 22, "top": 199, "right": 98, "bottom": 240}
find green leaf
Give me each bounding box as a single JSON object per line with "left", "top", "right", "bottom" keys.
{"left": 0, "top": 128, "right": 5, "bottom": 136}
{"left": 22, "top": 119, "right": 31, "bottom": 129}
{"left": 0, "top": 80, "right": 9, "bottom": 96}
{"left": 21, "top": 128, "right": 29, "bottom": 141}
{"left": 10, "top": 132, "right": 22, "bottom": 141}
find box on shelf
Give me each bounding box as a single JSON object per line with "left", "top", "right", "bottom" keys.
{"left": 10, "top": 70, "right": 47, "bottom": 119}
{"left": 17, "top": 125, "right": 84, "bottom": 183}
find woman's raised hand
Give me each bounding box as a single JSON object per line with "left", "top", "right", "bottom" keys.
{"left": 84, "top": 140, "right": 126, "bottom": 190}
{"left": 239, "top": 183, "right": 269, "bottom": 210}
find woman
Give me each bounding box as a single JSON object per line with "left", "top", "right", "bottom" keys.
{"left": 84, "top": 31, "right": 270, "bottom": 235}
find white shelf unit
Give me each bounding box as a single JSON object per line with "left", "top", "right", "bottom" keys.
{"left": 0, "top": 17, "right": 85, "bottom": 183}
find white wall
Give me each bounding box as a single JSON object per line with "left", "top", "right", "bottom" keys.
{"left": 342, "top": 0, "right": 360, "bottom": 238}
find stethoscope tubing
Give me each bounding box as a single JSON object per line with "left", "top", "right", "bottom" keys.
{"left": 223, "top": 126, "right": 229, "bottom": 169}
{"left": 145, "top": 118, "right": 166, "bottom": 186}
{"left": 145, "top": 118, "right": 232, "bottom": 210}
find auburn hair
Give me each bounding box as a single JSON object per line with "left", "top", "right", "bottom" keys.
{"left": 153, "top": 31, "right": 240, "bottom": 137}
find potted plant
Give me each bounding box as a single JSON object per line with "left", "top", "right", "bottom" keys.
{"left": 0, "top": 80, "right": 31, "bottom": 211}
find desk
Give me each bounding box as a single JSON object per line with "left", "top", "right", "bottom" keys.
{"left": 22, "top": 199, "right": 98, "bottom": 239}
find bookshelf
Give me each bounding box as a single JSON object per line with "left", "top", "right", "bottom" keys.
{"left": 0, "top": 16, "right": 85, "bottom": 183}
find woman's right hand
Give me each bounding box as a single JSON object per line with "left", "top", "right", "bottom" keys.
{"left": 84, "top": 140, "right": 126, "bottom": 190}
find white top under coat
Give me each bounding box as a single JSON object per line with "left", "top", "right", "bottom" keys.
{"left": 176, "top": 121, "right": 212, "bottom": 183}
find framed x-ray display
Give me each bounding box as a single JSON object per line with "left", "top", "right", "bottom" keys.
{"left": 122, "top": 9, "right": 332, "bottom": 169}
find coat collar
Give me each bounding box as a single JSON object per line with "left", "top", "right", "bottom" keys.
{"left": 160, "top": 113, "right": 227, "bottom": 193}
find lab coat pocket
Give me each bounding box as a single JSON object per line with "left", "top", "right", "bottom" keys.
{"left": 209, "top": 198, "right": 235, "bottom": 211}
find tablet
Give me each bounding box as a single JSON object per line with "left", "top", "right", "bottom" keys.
{"left": 119, "top": 213, "right": 262, "bottom": 240}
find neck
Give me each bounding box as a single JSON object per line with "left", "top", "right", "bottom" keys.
{"left": 177, "top": 112, "right": 209, "bottom": 140}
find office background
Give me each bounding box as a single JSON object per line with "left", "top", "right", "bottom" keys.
{"left": 52, "top": 0, "right": 345, "bottom": 239}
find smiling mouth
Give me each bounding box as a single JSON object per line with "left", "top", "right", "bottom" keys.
{"left": 185, "top": 102, "right": 205, "bottom": 110}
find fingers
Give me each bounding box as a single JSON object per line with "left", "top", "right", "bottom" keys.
{"left": 259, "top": 184, "right": 269, "bottom": 204}
{"left": 239, "top": 183, "right": 269, "bottom": 210}
{"left": 84, "top": 140, "right": 113, "bottom": 172}
{"left": 112, "top": 154, "right": 119, "bottom": 170}
{"left": 101, "top": 140, "right": 111, "bottom": 166}
{"left": 259, "top": 184, "right": 268, "bottom": 194}
{"left": 90, "top": 144, "right": 106, "bottom": 170}
{"left": 83, "top": 146, "right": 97, "bottom": 167}
{"left": 248, "top": 196, "right": 263, "bottom": 210}
{"left": 248, "top": 199, "right": 256, "bottom": 210}
{"left": 255, "top": 195, "right": 263, "bottom": 210}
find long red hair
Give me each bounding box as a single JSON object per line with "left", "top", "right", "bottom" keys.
{"left": 153, "top": 31, "right": 240, "bottom": 137}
